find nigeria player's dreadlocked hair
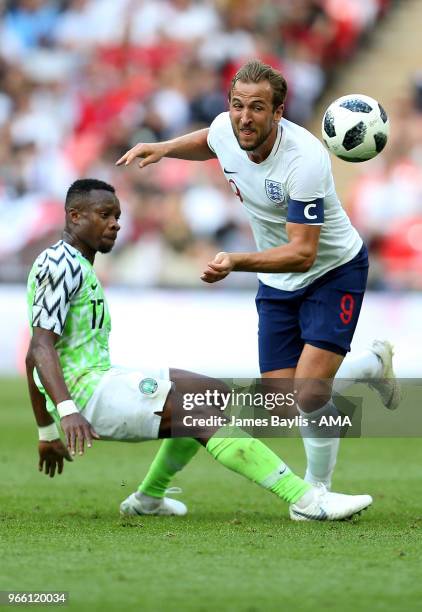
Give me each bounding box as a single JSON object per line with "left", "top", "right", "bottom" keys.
{"left": 65, "top": 179, "right": 115, "bottom": 210}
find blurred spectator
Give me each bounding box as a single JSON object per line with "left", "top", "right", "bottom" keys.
{"left": 2, "top": 0, "right": 60, "bottom": 54}
{"left": 0, "top": 0, "right": 393, "bottom": 287}
{"left": 348, "top": 89, "right": 422, "bottom": 290}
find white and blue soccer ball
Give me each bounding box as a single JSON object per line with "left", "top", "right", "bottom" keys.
{"left": 321, "top": 94, "right": 389, "bottom": 162}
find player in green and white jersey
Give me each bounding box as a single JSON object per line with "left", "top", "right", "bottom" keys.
{"left": 27, "top": 234, "right": 111, "bottom": 417}
{"left": 26, "top": 179, "right": 119, "bottom": 454}
{"left": 26, "top": 178, "right": 373, "bottom": 522}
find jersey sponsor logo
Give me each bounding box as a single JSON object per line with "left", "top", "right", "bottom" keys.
{"left": 139, "top": 378, "right": 158, "bottom": 395}
{"left": 265, "top": 179, "right": 285, "bottom": 206}
{"left": 304, "top": 203, "right": 318, "bottom": 220}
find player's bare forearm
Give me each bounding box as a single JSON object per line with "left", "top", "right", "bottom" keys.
{"left": 160, "top": 129, "right": 215, "bottom": 160}
{"left": 116, "top": 129, "right": 216, "bottom": 168}
{"left": 231, "top": 243, "right": 315, "bottom": 273}
{"left": 26, "top": 329, "right": 71, "bottom": 407}
{"left": 26, "top": 327, "right": 99, "bottom": 455}
{"left": 233, "top": 223, "right": 320, "bottom": 273}
{"left": 202, "top": 224, "right": 321, "bottom": 282}
{"left": 26, "top": 345, "right": 73, "bottom": 476}
{"left": 25, "top": 355, "right": 55, "bottom": 427}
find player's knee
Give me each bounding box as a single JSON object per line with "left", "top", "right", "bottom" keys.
{"left": 197, "top": 377, "right": 231, "bottom": 415}
{"left": 171, "top": 376, "right": 230, "bottom": 441}
{"left": 170, "top": 373, "right": 231, "bottom": 418}
{"left": 296, "top": 380, "right": 332, "bottom": 412}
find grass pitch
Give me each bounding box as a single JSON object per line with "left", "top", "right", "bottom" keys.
{"left": 1, "top": 378, "right": 421, "bottom": 612}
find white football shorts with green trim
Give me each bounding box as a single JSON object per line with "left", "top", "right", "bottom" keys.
{"left": 83, "top": 366, "right": 171, "bottom": 441}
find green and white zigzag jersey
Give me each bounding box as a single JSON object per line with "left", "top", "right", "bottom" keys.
{"left": 27, "top": 240, "right": 111, "bottom": 414}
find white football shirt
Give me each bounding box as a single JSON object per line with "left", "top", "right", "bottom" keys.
{"left": 207, "top": 112, "right": 363, "bottom": 291}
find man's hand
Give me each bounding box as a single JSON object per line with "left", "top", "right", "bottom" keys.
{"left": 201, "top": 252, "right": 234, "bottom": 284}
{"left": 38, "top": 440, "right": 72, "bottom": 478}
{"left": 60, "top": 413, "right": 100, "bottom": 456}
{"left": 116, "top": 142, "right": 167, "bottom": 169}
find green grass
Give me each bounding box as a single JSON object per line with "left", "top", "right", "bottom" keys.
{"left": 1, "top": 378, "right": 421, "bottom": 612}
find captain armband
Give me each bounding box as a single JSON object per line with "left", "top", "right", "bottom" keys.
{"left": 286, "top": 198, "right": 324, "bottom": 225}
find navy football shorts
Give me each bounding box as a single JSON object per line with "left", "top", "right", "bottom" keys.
{"left": 255, "top": 244, "right": 369, "bottom": 373}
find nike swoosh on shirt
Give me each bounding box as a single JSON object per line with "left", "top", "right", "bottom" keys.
{"left": 91, "top": 283, "right": 98, "bottom": 290}
{"left": 223, "top": 168, "right": 237, "bottom": 174}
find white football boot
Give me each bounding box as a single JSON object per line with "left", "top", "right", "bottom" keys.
{"left": 120, "top": 488, "right": 187, "bottom": 517}
{"left": 367, "top": 340, "right": 401, "bottom": 410}
{"left": 290, "top": 483, "right": 372, "bottom": 521}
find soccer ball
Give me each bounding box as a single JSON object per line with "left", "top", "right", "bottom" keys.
{"left": 321, "top": 94, "right": 389, "bottom": 162}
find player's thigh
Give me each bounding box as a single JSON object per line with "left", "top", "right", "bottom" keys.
{"left": 159, "top": 369, "right": 231, "bottom": 440}
{"left": 299, "top": 249, "right": 368, "bottom": 359}
{"left": 83, "top": 366, "right": 171, "bottom": 441}
{"left": 255, "top": 282, "right": 304, "bottom": 373}
{"left": 296, "top": 250, "right": 368, "bottom": 410}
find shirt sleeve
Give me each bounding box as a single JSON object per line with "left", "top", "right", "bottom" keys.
{"left": 285, "top": 149, "right": 327, "bottom": 225}
{"left": 207, "top": 133, "right": 216, "bottom": 154}
{"left": 287, "top": 148, "right": 327, "bottom": 201}
{"left": 207, "top": 112, "right": 227, "bottom": 155}
{"left": 31, "top": 245, "right": 83, "bottom": 335}
{"left": 207, "top": 120, "right": 217, "bottom": 153}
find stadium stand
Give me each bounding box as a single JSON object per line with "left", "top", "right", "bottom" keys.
{"left": 0, "top": 0, "right": 414, "bottom": 289}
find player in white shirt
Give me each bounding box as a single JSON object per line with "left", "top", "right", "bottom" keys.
{"left": 117, "top": 60, "right": 400, "bottom": 497}
{"left": 206, "top": 109, "right": 363, "bottom": 293}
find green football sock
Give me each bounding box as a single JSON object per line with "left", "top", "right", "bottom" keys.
{"left": 206, "top": 426, "right": 310, "bottom": 504}
{"left": 138, "top": 438, "right": 201, "bottom": 498}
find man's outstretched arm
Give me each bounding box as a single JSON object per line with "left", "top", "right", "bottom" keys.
{"left": 116, "top": 128, "right": 216, "bottom": 168}
{"left": 26, "top": 345, "right": 73, "bottom": 477}
{"left": 26, "top": 327, "right": 99, "bottom": 460}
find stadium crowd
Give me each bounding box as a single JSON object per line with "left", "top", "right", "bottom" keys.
{"left": 348, "top": 78, "right": 422, "bottom": 290}
{"left": 1, "top": 0, "right": 417, "bottom": 289}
